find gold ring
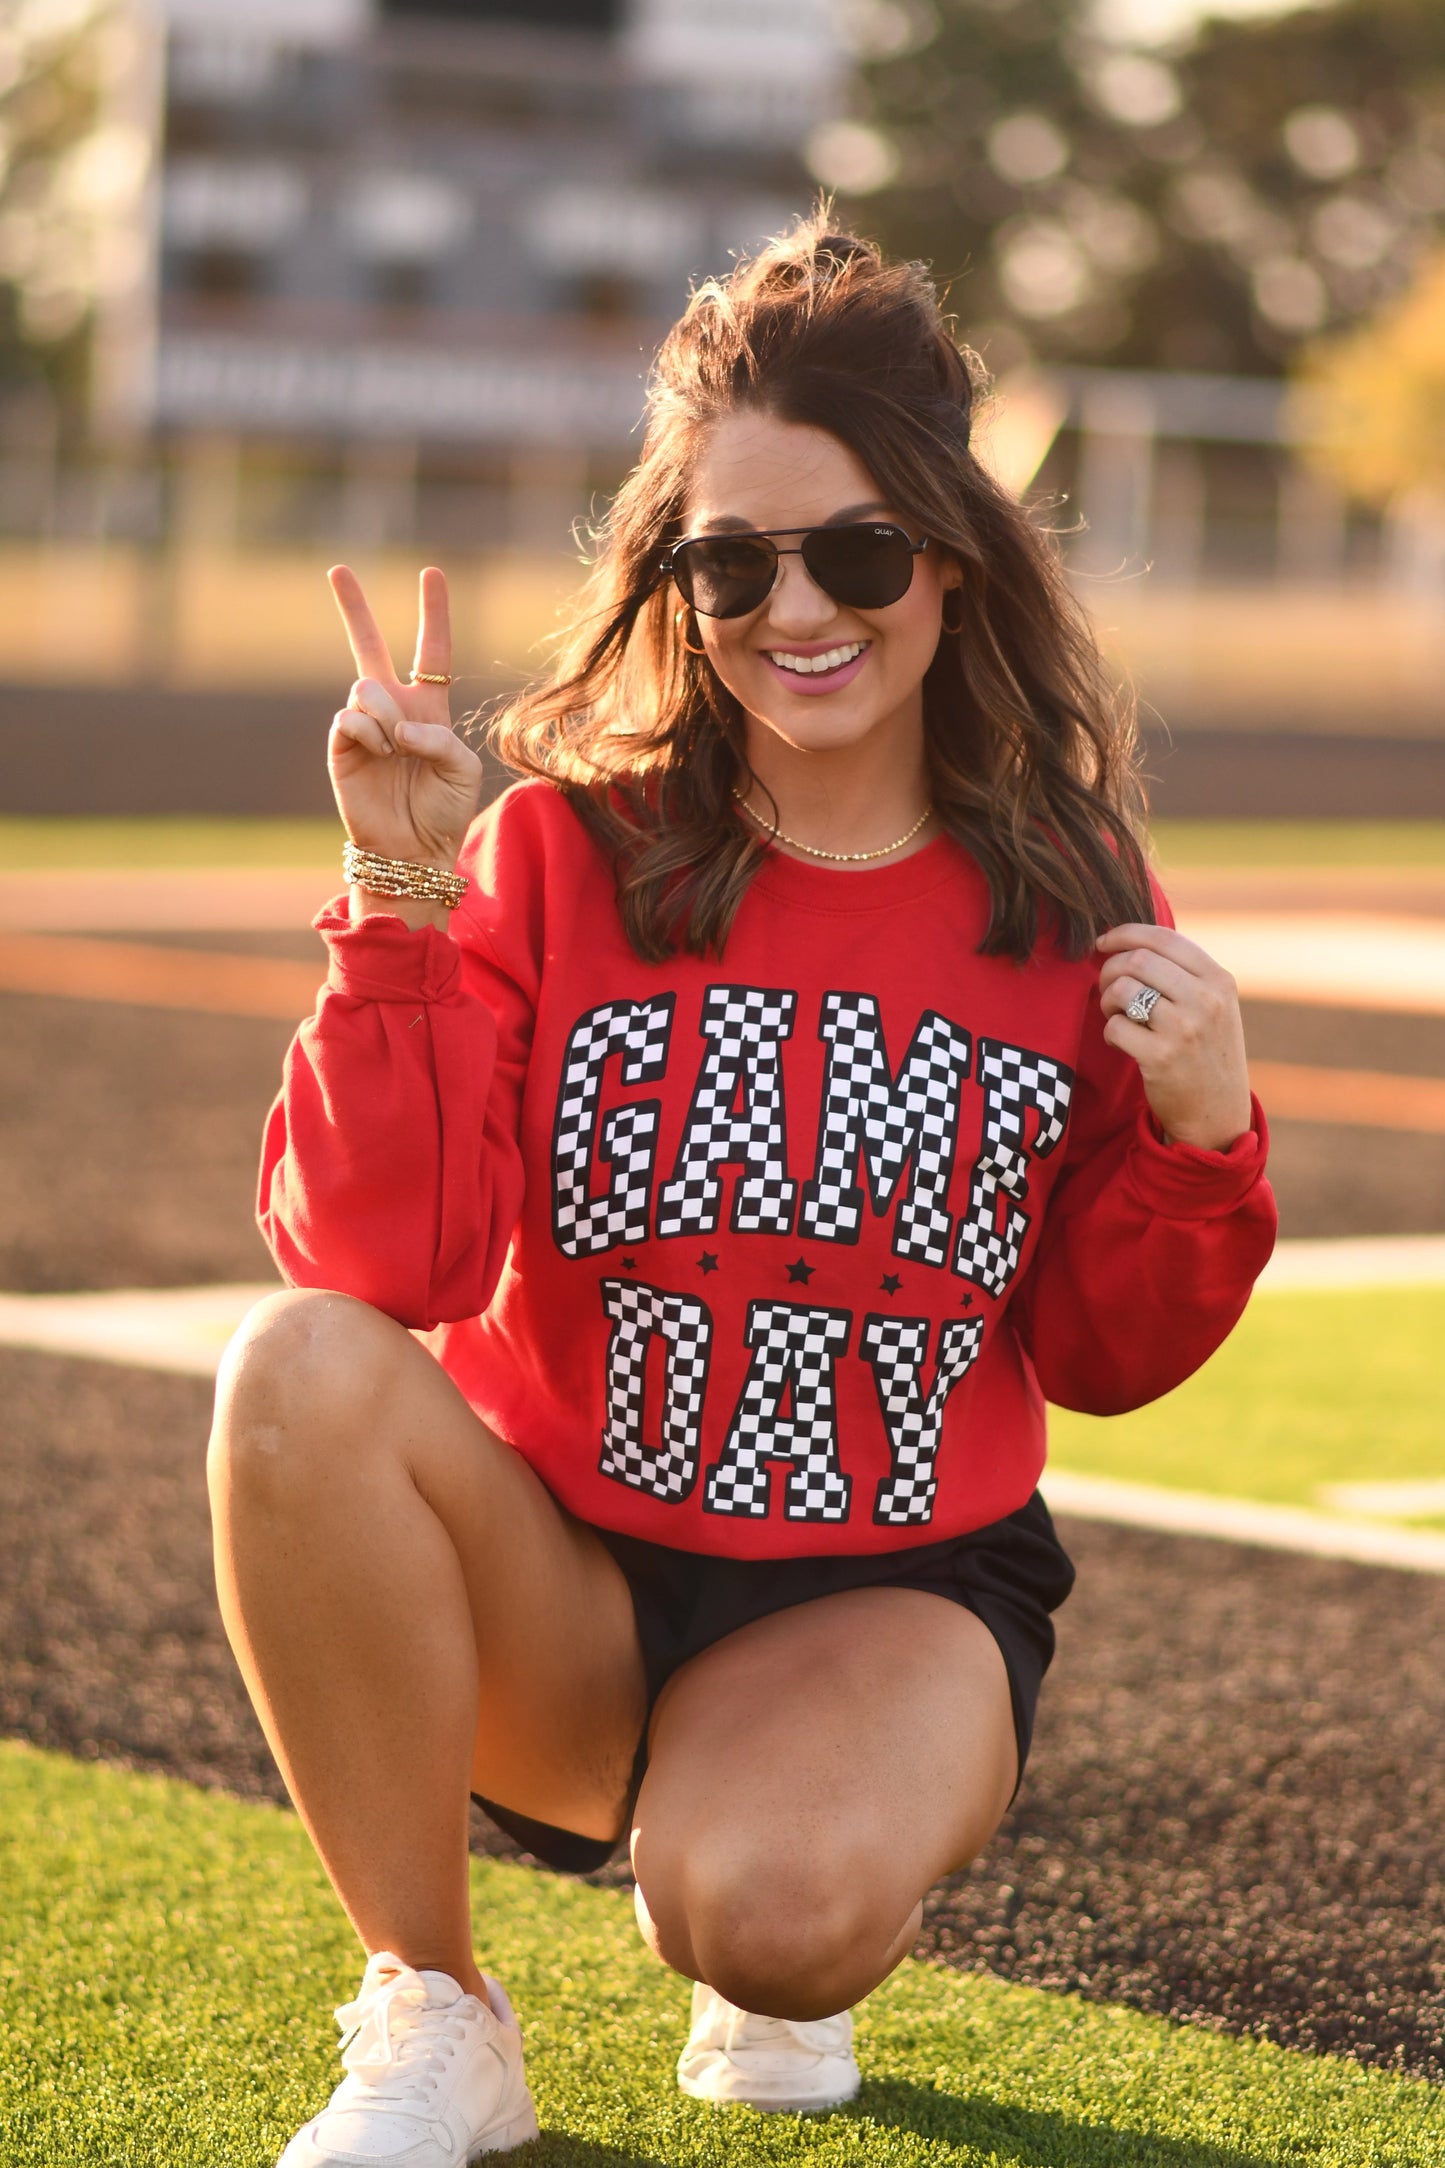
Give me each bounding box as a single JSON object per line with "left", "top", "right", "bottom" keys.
{"left": 410, "top": 670, "right": 453, "bottom": 686}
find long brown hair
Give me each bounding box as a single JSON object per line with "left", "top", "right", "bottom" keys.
{"left": 486, "top": 211, "right": 1154, "bottom": 963}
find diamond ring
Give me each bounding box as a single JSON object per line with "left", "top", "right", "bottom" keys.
{"left": 1125, "top": 985, "right": 1162, "bottom": 1026}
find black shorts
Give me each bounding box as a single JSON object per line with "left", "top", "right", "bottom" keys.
{"left": 471, "top": 1489, "right": 1075, "bottom": 1876}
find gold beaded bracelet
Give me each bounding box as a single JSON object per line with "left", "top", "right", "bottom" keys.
{"left": 343, "top": 842, "right": 469, "bottom": 910}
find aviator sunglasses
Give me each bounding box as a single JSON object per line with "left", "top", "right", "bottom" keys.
{"left": 662, "top": 522, "right": 929, "bottom": 620}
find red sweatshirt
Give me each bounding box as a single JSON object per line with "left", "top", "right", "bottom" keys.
{"left": 260, "top": 779, "right": 1276, "bottom": 1557}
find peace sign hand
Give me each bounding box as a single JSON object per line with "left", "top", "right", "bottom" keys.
{"left": 326, "top": 565, "right": 483, "bottom": 896}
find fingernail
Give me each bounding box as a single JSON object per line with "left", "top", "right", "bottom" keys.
{"left": 395, "top": 722, "right": 412, "bottom": 744}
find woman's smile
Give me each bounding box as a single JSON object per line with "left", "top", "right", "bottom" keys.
{"left": 760, "top": 638, "right": 872, "bottom": 694}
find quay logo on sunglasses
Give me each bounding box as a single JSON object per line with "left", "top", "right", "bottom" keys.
{"left": 663, "top": 524, "right": 929, "bottom": 619}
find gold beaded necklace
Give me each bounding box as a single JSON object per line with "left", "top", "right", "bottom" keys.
{"left": 731, "top": 788, "right": 934, "bottom": 864}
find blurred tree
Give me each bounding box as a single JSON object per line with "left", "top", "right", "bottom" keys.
{"left": 1292, "top": 243, "right": 1445, "bottom": 499}
{"left": 0, "top": 0, "right": 143, "bottom": 442}
{"left": 838, "top": 0, "right": 1445, "bottom": 376}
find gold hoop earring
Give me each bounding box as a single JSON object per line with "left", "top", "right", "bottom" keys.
{"left": 941, "top": 590, "right": 965, "bottom": 637}
{"left": 675, "top": 608, "right": 708, "bottom": 657}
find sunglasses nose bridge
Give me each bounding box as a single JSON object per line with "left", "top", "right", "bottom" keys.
{"left": 763, "top": 546, "right": 843, "bottom": 628}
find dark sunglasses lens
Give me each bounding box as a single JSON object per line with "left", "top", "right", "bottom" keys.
{"left": 673, "top": 536, "right": 777, "bottom": 618}
{"left": 802, "top": 525, "right": 916, "bottom": 608}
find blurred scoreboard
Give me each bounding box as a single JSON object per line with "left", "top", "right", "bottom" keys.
{"left": 118, "top": 0, "right": 842, "bottom": 454}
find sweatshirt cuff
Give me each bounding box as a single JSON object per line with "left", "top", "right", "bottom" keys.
{"left": 1124, "top": 1091, "right": 1271, "bottom": 1220}
{"left": 315, "top": 895, "right": 463, "bottom": 1004}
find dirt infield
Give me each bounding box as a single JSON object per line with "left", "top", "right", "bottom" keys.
{"left": 0, "top": 990, "right": 292, "bottom": 1293}
{"left": 4, "top": 1342, "right": 1442, "bottom": 2080}
{"left": 927, "top": 1515, "right": 1445, "bottom": 2076}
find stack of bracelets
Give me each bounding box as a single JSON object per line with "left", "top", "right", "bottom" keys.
{"left": 342, "top": 841, "right": 470, "bottom": 911}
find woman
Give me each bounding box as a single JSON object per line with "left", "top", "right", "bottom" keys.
{"left": 209, "top": 219, "right": 1275, "bottom": 2166}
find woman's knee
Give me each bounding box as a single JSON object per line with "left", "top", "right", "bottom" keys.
{"left": 208, "top": 1288, "right": 411, "bottom": 1497}
{"left": 639, "top": 1839, "right": 904, "bottom": 2019}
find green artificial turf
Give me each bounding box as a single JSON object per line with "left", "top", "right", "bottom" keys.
{"left": 3, "top": 815, "right": 1443, "bottom": 872}
{"left": 2, "top": 1743, "right": 1441, "bottom": 2167}
{"left": 0, "top": 817, "right": 344, "bottom": 869}
{"left": 1047, "top": 1285, "right": 1445, "bottom": 1513}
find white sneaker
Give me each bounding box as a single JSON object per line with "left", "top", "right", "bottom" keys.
{"left": 676, "top": 1981, "right": 861, "bottom": 2113}
{"left": 277, "top": 1952, "right": 540, "bottom": 2166}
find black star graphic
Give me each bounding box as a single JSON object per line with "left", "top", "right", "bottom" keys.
{"left": 960, "top": 1291, "right": 975, "bottom": 1308}
{"left": 697, "top": 1252, "right": 719, "bottom": 1275}
{"left": 881, "top": 1273, "right": 903, "bottom": 1295}
{"left": 786, "top": 1257, "right": 815, "bottom": 1284}
{"left": 621, "top": 1256, "right": 637, "bottom": 1271}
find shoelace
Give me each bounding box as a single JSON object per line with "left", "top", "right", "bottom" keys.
{"left": 334, "top": 1969, "right": 474, "bottom": 2107}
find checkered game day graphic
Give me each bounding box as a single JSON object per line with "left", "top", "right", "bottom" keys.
{"left": 550, "top": 985, "right": 1075, "bottom": 1524}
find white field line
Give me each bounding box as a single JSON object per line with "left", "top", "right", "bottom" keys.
{"left": 1176, "top": 910, "right": 1445, "bottom": 1016}
{"left": 1043, "top": 1471, "right": 1445, "bottom": 1577}
{"left": 1254, "top": 1232, "right": 1445, "bottom": 1291}
{"left": 0, "top": 1283, "right": 280, "bottom": 1377}
{"left": 1320, "top": 1478, "right": 1445, "bottom": 1519}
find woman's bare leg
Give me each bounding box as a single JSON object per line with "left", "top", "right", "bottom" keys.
{"left": 207, "top": 1288, "right": 647, "bottom": 1997}
{"left": 629, "top": 1587, "right": 1017, "bottom": 2021}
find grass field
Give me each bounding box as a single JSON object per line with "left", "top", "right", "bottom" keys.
{"left": 1048, "top": 1285, "right": 1445, "bottom": 1517}
{"left": 3, "top": 1742, "right": 1442, "bottom": 2168}
{"left": 0, "top": 817, "right": 345, "bottom": 869}
{"left": 2, "top": 816, "right": 1443, "bottom": 871}
{"left": 1147, "top": 821, "right": 1445, "bottom": 868}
